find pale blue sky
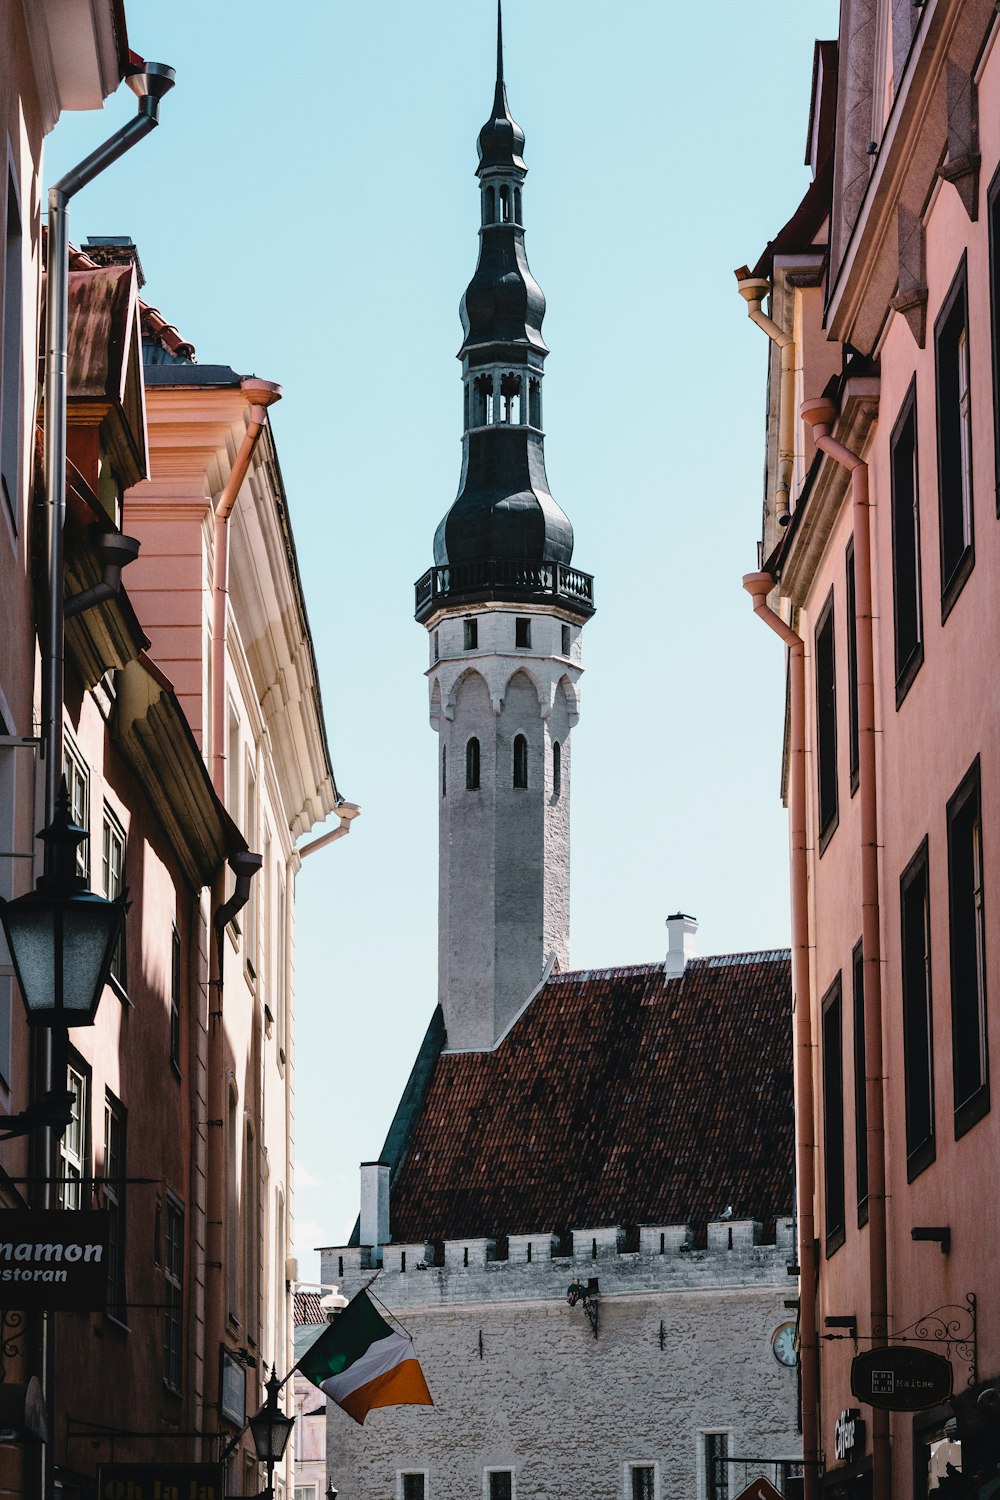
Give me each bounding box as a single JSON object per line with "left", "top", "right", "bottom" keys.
{"left": 46, "top": 0, "right": 839, "bottom": 1283}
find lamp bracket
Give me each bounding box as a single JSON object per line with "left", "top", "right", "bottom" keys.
{"left": 0, "top": 1088, "right": 73, "bottom": 1141}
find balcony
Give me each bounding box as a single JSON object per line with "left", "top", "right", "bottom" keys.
{"left": 414, "top": 558, "right": 595, "bottom": 623}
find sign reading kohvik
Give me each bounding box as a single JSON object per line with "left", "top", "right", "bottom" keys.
{"left": 0, "top": 1210, "right": 108, "bottom": 1311}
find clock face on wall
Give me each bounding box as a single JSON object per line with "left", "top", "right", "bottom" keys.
{"left": 772, "top": 1321, "right": 798, "bottom": 1368}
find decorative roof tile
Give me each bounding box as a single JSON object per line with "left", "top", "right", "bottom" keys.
{"left": 388, "top": 952, "right": 793, "bottom": 1244}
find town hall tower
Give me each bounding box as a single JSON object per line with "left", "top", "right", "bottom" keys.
{"left": 414, "top": 5, "right": 594, "bottom": 1051}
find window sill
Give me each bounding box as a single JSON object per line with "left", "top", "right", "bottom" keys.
{"left": 857, "top": 1196, "right": 869, "bottom": 1230}
{"left": 895, "top": 644, "right": 924, "bottom": 711}
{"left": 849, "top": 766, "right": 859, "bottom": 799}
{"left": 955, "top": 1084, "right": 989, "bottom": 1141}
{"left": 906, "top": 1136, "right": 936, "bottom": 1183}
{"left": 818, "top": 811, "right": 839, "bottom": 858}
{"left": 109, "top": 974, "right": 132, "bottom": 1009}
{"left": 104, "top": 1309, "right": 130, "bottom": 1334}
{"left": 825, "top": 1224, "right": 846, "bottom": 1259}
{"left": 940, "top": 544, "right": 974, "bottom": 625}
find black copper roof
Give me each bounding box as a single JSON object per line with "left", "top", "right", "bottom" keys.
{"left": 477, "top": 3, "right": 527, "bottom": 175}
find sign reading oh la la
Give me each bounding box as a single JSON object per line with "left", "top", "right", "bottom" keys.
{"left": 99, "top": 1468, "right": 224, "bottom": 1500}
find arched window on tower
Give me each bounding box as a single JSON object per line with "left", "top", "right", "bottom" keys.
{"left": 474, "top": 374, "right": 494, "bottom": 425}
{"left": 513, "top": 734, "right": 528, "bottom": 789}
{"left": 514, "top": 187, "right": 522, "bottom": 223}
{"left": 466, "top": 737, "right": 480, "bottom": 790}
{"left": 500, "top": 372, "right": 521, "bottom": 423}
{"left": 441, "top": 744, "right": 447, "bottom": 798}
{"left": 552, "top": 740, "right": 561, "bottom": 798}
{"left": 484, "top": 186, "right": 495, "bottom": 225}
{"left": 500, "top": 184, "right": 511, "bottom": 222}
{"left": 529, "top": 378, "right": 542, "bottom": 428}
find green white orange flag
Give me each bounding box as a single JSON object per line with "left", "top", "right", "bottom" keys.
{"left": 296, "top": 1288, "right": 433, "bottom": 1425}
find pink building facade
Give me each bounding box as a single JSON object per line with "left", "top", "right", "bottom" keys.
{"left": 738, "top": 5, "right": 1000, "bottom": 1500}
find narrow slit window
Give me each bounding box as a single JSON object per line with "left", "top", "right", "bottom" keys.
{"left": 513, "top": 735, "right": 528, "bottom": 789}
{"left": 935, "top": 258, "right": 973, "bottom": 612}
{"left": 474, "top": 374, "right": 493, "bottom": 426}
{"left": 466, "top": 737, "right": 480, "bottom": 790}
{"left": 552, "top": 740, "right": 561, "bottom": 798}
{"left": 464, "top": 617, "right": 478, "bottom": 650}
{"left": 514, "top": 187, "right": 522, "bottom": 223}
{"left": 822, "top": 976, "right": 846, "bottom": 1254}
{"left": 499, "top": 184, "right": 511, "bottom": 222}
{"left": 561, "top": 623, "right": 571, "bottom": 655}
{"left": 529, "top": 378, "right": 542, "bottom": 428}
{"left": 853, "top": 940, "right": 868, "bottom": 1222}
{"left": 441, "top": 744, "right": 447, "bottom": 798}
{"left": 815, "top": 590, "right": 838, "bottom": 849}
{"left": 890, "top": 381, "right": 923, "bottom": 700}
{"left": 845, "top": 540, "right": 859, "bottom": 791}
{"left": 901, "top": 839, "right": 935, "bottom": 1178}
{"left": 515, "top": 618, "right": 531, "bottom": 648}
{"left": 948, "top": 758, "right": 989, "bottom": 1136}
{"left": 484, "top": 186, "right": 495, "bottom": 225}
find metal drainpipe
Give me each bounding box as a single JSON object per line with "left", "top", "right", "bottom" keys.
{"left": 209, "top": 379, "right": 282, "bottom": 800}
{"left": 737, "top": 274, "right": 797, "bottom": 527}
{"left": 800, "top": 396, "right": 891, "bottom": 1500}
{"left": 742, "top": 573, "right": 820, "bottom": 1500}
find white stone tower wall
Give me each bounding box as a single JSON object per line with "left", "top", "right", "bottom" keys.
{"left": 428, "top": 606, "right": 581, "bottom": 1050}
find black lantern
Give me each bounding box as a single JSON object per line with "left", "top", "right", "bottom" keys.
{"left": 248, "top": 1368, "right": 294, "bottom": 1500}
{"left": 0, "top": 783, "right": 126, "bottom": 1029}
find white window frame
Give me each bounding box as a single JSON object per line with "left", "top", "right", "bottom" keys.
{"left": 295, "top": 1487, "right": 319, "bottom": 1500}
{"left": 483, "top": 1469, "right": 515, "bottom": 1500}
{"left": 59, "top": 1063, "right": 88, "bottom": 1209}
{"left": 397, "top": 1473, "right": 429, "bottom": 1500}
{"left": 101, "top": 806, "right": 126, "bottom": 989}
{"left": 64, "top": 737, "right": 90, "bottom": 879}
{"left": 624, "top": 1461, "right": 659, "bottom": 1500}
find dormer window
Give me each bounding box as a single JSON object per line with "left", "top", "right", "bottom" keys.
{"left": 464, "top": 618, "right": 478, "bottom": 650}
{"left": 515, "top": 618, "right": 531, "bottom": 649}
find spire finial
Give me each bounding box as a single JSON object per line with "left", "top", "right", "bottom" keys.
{"left": 497, "top": 0, "right": 504, "bottom": 86}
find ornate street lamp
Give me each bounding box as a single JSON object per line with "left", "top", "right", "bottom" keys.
{"left": 248, "top": 1368, "right": 295, "bottom": 1500}
{"left": 0, "top": 782, "right": 127, "bottom": 1031}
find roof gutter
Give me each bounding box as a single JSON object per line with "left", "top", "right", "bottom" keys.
{"left": 209, "top": 378, "right": 282, "bottom": 800}
{"left": 741, "top": 573, "right": 819, "bottom": 1500}
{"left": 800, "top": 396, "right": 890, "bottom": 1500}
{"left": 42, "top": 61, "right": 175, "bottom": 827}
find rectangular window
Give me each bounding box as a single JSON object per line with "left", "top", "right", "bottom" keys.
{"left": 164, "top": 1195, "right": 184, "bottom": 1390}
{"left": 561, "top": 623, "right": 571, "bottom": 655}
{"left": 515, "top": 618, "right": 531, "bottom": 649}
{"left": 947, "top": 758, "right": 989, "bottom": 1136}
{"left": 464, "top": 618, "right": 478, "bottom": 650}
{"left": 853, "top": 940, "right": 869, "bottom": 1223}
{"left": 0, "top": 741, "right": 17, "bottom": 1088}
{"left": 170, "top": 924, "right": 182, "bottom": 1071}
{"left": 705, "top": 1434, "right": 729, "bottom": 1500}
{"left": 890, "top": 381, "right": 924, "bottom": 702}
{"left": 102, "top": 809, "right": 126, "bottom": 989}
{"left": 244, "top": 759, "right": 258, "bottom": 978}
{"left": 935, "top": 257, "right": 974, "bottom": 614}
{"left": 65, "top": 739, "right": 90, "bottom": 880}
{"left": 845, "top": 540, "right": 860, "bottom": 792}
{"left": 1, "top": 169, "right": 23, "bottom": 529}
{"left": 988, "top": 164, "right": 1000, "bottom": 515}
{"left": 814, "top": 590, "right": 838, "bottom": 850}
{"left": 58, "top": 1063, "right": 88, "bottom": 1209}
{"left": 486, "top": 1473, "right": 513, "bottom": 1500}
{"left": 822, "top": 975, "right": 846, "bottom": 1254}
{"left": 901, "top": 839, "right": 935, "bottom": 1178}
{"left": 400, "top": 1477, "right": 426, "bottom": 1500}
{"left": 629, "top": 1466, "right": 656, "bottom": 1500}
{"left": 295, "top": 1489, "right": 319, "bottom": 1500}
{"left": 104, "top": 1094, "right": 126, "bottom": 1321}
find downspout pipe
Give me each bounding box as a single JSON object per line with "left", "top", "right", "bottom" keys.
{"left": 210, "top": 379, "right": 282, "bottom": 800}
{"left": 742, "top": 572, "right": 820, "bottom": 1500}
{"left": 63, "top": 530, "right": 141, "bottom": 619}
{"left": 213, "top": 849, "right": 264, "bottom": 1010}
{"left": 296, "top": 801, "right": 361, "bottom": 861}
{"left": 42, "top": 61, "right": 176, "bottom": 827}
{"left": 800, "top": 397, "right": 891, "bottom": 1500}
{"left": 736, "top": 273, "right": 796, "bottom": 527}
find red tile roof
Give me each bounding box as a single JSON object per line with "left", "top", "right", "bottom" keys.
{"left": 388, "top": 953, "right": 793, "bottom": 1244}
{"left": 293, "top": 1291, "right": 326, "bottom": 1327}
{"left": 66, "top": 242, "right": 196, "bottom": 361}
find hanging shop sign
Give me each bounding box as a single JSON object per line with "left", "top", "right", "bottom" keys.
{"left": 851, "top": 1345, "right": 954, "bottom": 1411}
{"left": 0, "top": 1210, "right": 108, "bottom": 1311}
{"left": 835, "top": 1408, "right": 866, "bottom": 1463}
{"left": 99, "top": 1466, "right": 225, "bottom": 1500}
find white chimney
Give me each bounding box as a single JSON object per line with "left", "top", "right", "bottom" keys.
{"left": 665, "top": 913, "right": 698, "bottom": 977}
{"left": 359, "top": 1161, "right": 390, "bottom": 1263}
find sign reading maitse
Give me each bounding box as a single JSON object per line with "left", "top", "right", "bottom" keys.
{"left": 0, "top": 1210, "right": 108, "bottom": 1311}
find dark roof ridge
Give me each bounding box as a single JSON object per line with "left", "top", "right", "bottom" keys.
{"left": 551, "top": 948, "right": 790, "bottom": 983}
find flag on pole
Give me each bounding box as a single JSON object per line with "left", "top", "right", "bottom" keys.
{"left": 296, "top": 1288, "right": 433, "bottom": 1425}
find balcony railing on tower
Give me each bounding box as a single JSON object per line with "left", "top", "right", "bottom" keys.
{"left": 414, "top": 558, "right": 595, "bottom": 622}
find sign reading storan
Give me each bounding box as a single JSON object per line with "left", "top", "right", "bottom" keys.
{"left": 851, "top": 1345, "right": 954, "bottom": 1411}
{"left": 0, "top": 1210, "right": 108, "bottom": 1311}
{"left": 99, "top": 1467, "right": 225, "bottom": 1500}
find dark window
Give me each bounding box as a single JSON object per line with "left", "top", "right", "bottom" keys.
{"left": 901, "top": 839, "right": 935, "bottom": 1178}
{"left": 529, "top": 378, "right": 542, "bottom": 428}
{"left": 845, "top": 540, "right": 860, "bottom": 792}
{"left": 500, "top": 371, "right": 521, "bottom": 423}
{"left": 104, "top": 1094, "right": 126, "bottom": 1321}
{"left": 487, "top": 1474, "right": 512, "bottom": 1500}
{"left": 474, "top": 374, "right": 493, "bottom": 425}
{"left": 402, "top": 1478, "right": 425, "bottom": 1500}
{"left": 434, "top": 630, "right": 440, "bottom": 662}
{"left": 552, "top": 741, "right": 561, "bottom": 798}
{"left": 466, "top": 737, "right": 480, "bottom": 790}
{"left": 464, "top": 618, "right": 478, "bottom": 650}
{"left": 515, "top": 618, "right": 531, "bottom": 648}
{"left": 441, "top": 744, "right": 447, "bottom": 798}
{"left": 821, "top": 976, "right": 845, "bottom": 1254}
{"left": 102, "top": 809, "right": 126, "bottom": 990}
{"left": 947, "top": 757, "right": 989, "bottom": 1136}
{"left": 631, "top": 1468, "right": 655, "bottom": 1500}
{"left": 513, "top": 735, "right": 528, "bottom": 789}
{"left": 1, "top": 173, "right": 23, "bottom": 529}
{"left": 499, "top": 184, "right": 511, "bottom": 222}
{"left": 514, "top": 187, "right": 522, "bottom": 223}
{"left": 484, "top": 186, "right": 495, "bottom": 225}
{"left": 705, "top": 1434, "right": 729, "bottom": 1500}
{"left": 561, "top": 623, "right": 571, "bottom": 655}
{"left": 853, "top": 940, "right": 868, "bottom": 1223}
{"left": 988, "top": 165, "right": 1000, "bottom": 515}
{"left": 815, "top": 590, "right": 838, "bottom": 850}
{"left": 935, "top": 257, "right": 974, "bottom": 614}
{"left": 890, "top": 382, "right": 924, "bottom": 702}
{"left": 164, "top": 1195, "right": 183, "bottom": 1391}
{"left": 171, "top": 926, "right": 182, "bottom": 1071}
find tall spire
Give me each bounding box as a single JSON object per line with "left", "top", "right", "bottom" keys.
{"left": 497, "top": 0, "right": 504, "bottom": 87}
